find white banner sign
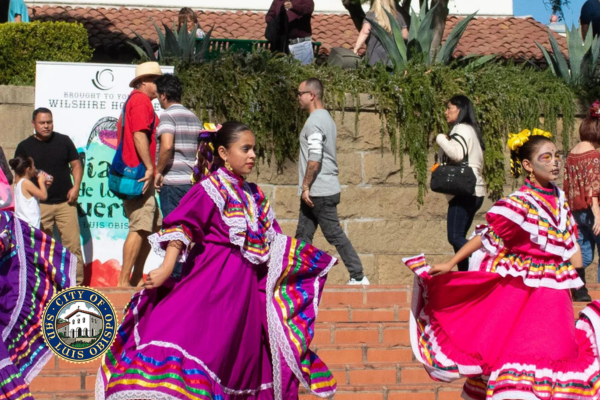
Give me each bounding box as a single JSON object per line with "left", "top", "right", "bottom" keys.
{"left": 35, "top": 61, "right": 175, "bottom": 286}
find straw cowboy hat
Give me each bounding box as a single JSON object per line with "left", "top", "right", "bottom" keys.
{"left": 129, "top": 62, "right": 163, "bottom": 88}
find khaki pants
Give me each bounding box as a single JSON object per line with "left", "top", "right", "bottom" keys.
{"left": 40, "top": 202, "right": 84, "bottom": 284}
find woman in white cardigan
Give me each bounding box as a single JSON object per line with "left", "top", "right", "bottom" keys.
{"left": 436, "top": 95, "right": 485, "bottom": 271}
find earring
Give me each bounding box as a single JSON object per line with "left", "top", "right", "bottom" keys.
{"left": 224, "top": 160, "right": 233, "bottom": 172}
{"left": 529, "top": 173, "right": 537, "bottom": 185}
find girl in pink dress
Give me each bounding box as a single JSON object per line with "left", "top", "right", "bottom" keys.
{"left": 404, "top": 131, "right": 600, "bottom": 400}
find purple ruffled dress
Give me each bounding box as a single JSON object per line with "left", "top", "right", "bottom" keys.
{"left": 96, "top": 168, "right": 337, "bottom": 400}
{"left": 0, "top": 211, "right": 76, "bottom": 400}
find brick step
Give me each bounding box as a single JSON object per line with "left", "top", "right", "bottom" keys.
{"left": 313, "top": 344, "right": 413, "bottom": 365}
{"left": 314, "top": 322, "right": 409, "bottom": 346}
{"left": 299, "top": 383, "right": 465, "bottom": 400}
{"left": 32, "top": 384, "right": 466, "bottom": 400}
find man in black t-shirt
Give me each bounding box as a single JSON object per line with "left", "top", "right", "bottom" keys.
{"left": 15, "top": 108, "right": 84, "bottom": 284}
{"left": 581, "top": 0, "right": 600, "bottom": 38}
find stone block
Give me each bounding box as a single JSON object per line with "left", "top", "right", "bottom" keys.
{"left": 335, "top": 111, "right": 392, "bottom": 152}
{"left": 272, "top": 186, "right": 299, "bottom": 220}
{"left": 377, "top": 254, "right": 451, "bottom": 285}
{"left": 347, "top": 219, "right": 451, "bottom": 255}
{"left": 363, "top": 151, "right": 436, "bottom": 186}
{"left": 249, "top": 158, "right": 297, "bottom": 186}
{"left": 0, "top": 85, "right": 34, "bottom": 105}
{"left": 337, "top": 152, "right": 363, "bottom": 185}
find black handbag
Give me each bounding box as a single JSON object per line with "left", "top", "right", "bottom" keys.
{"left": 430, "top": 134, "right": 477, "bottom": 196}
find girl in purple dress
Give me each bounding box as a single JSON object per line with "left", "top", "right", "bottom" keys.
{"left": 96, "top": 122, "right": 337, "bottom": 400}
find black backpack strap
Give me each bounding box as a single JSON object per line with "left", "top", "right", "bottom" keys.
{"left": 449, "top": 133, "right": 469, "bottom": 164}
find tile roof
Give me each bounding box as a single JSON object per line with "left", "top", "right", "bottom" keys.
{"left": 29, "top": 6, "right": 567, "bottom": 61}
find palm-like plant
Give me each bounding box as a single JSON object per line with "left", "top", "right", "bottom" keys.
{"left": 128, "top": 20, "right": 213, "bottom": 63}
{"left": 535, "top": 25, "right": 600, "bottom": 86}
{"left": 366, "top": 3, "right": 487, "bottom": 71}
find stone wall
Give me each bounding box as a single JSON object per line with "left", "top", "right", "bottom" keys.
{"left": 1, "top": 85, "right": 593, "bottom": 285}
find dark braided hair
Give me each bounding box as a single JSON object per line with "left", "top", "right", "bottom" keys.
{"left": 192, "top": 121, "right": 252, "bottom": 183}
{"left": 509, "top": 135, "right": 554, "bottom": 178}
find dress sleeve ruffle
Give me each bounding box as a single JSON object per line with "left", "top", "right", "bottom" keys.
{"left": 148, "top": 225, "right": 193, "bottom": 263}
{"left": 487, "top": 193, "right": 578, "bottom": 261}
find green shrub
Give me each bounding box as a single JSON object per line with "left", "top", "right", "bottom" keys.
{"left": 175, "top": 52, "right": 577, "bottom": 203}
{"left": 0, "top": 21, "right": 93, "bottom": 85}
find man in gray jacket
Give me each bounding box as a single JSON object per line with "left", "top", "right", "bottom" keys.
{"left": 295, "top": 78, "right": 369, "bottom": 285}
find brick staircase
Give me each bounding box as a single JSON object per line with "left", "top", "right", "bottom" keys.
{"left": 31, "top": 285, "right": 600, "bottom": 400}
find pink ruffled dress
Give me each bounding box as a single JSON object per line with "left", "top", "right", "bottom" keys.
{"left": 404, "top": 179, "right": 600, "bottom": 400}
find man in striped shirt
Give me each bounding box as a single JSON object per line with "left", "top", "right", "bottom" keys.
{"left": 154, "top": 74, "right": 202, "bottom": 218}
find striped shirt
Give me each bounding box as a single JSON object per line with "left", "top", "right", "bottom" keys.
{"left": 156, "top": 104, "right": 202, "bottom": 185}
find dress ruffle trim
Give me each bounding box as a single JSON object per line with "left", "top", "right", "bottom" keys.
{"left": 403, "top": 254, "right": 600, "bottom": 400}
{"left": 488, "top": 188, "right": 578, "bottom": 261}
{"left": 471, "top": 225, "right": 583, "bottom": 290}
{"left": 201, "top": 169, "right": 278, "bottom": 265}
{"left": 148, "top": 226, "right": 193, "bottom": 263}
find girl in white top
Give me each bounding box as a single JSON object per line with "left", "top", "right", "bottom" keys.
{"left": 435, "top": 95, "right": 485, "bottom": 271}
{"left": 9, "top": 156, "right": 48, "bottom": 229}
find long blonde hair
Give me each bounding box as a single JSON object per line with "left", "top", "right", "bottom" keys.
{"left": 370, "top": 0, "right": 398, "bottom": 33}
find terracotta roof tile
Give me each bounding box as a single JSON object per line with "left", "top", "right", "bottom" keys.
{"left": 30, "top": 6, "right": 566, "bottom": 61}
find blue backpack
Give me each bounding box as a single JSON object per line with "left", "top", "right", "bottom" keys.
{"left": 108, "top": 95, "right": 156, "bottom": 200}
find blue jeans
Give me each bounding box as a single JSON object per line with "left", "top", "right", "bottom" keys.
{"left": 159, "top": 184, "right": 193, "bottom": 278}
{"left": 447, "top": 195, "right": 484, "bottom": 271}
{"left": 573, "top": 209, "right": 600, "bottom": 276}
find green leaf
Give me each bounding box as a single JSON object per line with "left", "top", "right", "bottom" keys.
{"left": 132, "top": 31, "right": 157, "bottom": 61}
{"left": 384, "top": 8, "right": 407, "bottom": 63}
{"left": 535, "top": 41, "right": 557, "bottom": 76}
{"left": 547, "top": 28, "right": 571, "bottom": 83}
{"left": 436, "top": 11, "right": 476, "bottom": 65}
{"left": 365, "top": 15, "right": 405, "bottom": 70}
{"left": 162, "top": 23, "right": 181, "bottom": 58}
{"left": 417, "top": 3, "right": 438, "bottom": 65}
{"left": 566, "top": 24, "right": 584, "bottom": 84}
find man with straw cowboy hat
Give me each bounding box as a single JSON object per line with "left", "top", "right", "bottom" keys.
{"left": 117, "top": 61, "right": 163, "bottom": 287}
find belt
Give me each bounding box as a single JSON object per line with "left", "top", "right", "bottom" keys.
{"left": 289, "top": 36, "right": 311, "bottom": 45}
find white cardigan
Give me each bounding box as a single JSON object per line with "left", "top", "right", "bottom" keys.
{"left": 436, "top": 123, "right": 485, "bottom": 198}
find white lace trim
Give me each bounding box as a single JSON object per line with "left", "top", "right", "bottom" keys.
{"left": 201, "top": 171, "right": 277, "bottom": 265}
{"left": 266, "top": 234, "right": 336, "bottom": 399}
{"left": 24, "top": 348, "right": 52, "bottom": 384}
{"left": 95, "top": 362, "right": 106, "bottom": 400}
{"left": 4, "top": 217, "right": 26, "bottom": 341}
{"left": 131, "top": 289, "right": 272, "bottom": 396}
{"left": 148, "top": 231, "right": 191, "bottom": 263}
{"left": 135, "top": 341, "right": 272, "bottom": 395}
{"left": 489, "top": 188, "right": 577, "bottom": 260}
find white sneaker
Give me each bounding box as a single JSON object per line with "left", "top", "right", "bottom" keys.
{"left": 347, "top": 276, "right": 370, "bottom": 285}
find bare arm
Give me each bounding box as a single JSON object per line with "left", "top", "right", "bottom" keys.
{"left": 582, "top": 23, "right": 590, "bottom": 40}
{"left": 66, "top": 159, "right": 83, "bottom": 205}
{"left": 144, "top": 240, "right": 181, "bottom": 289}
{"left": 133, "top": 131, "right": 154, "bottom": 194}
{"left": 133, "top": 131, "right": 154, "bottom": 170}
{"left": 353, "top": 20, "right": 371, "bottom": 54}
{"left": 24, "top": 176, "right": 48, "bottom": 201}
{"left": 301, "top": 161, "right": 321, "bottom": 208}
{"left": 156, "top": 134, "right": 174, "bottom": 175}
{"left": 14, "top": 14, "right": 22, "bottom": 23}
{"left": 429, "top": 235, "right": 483, "bottom": 275}
{"left": 592, "top": 197, "right": 600, "bottom": 236}
{"left": 571, "top": 243, "right": 583, "bottom": 269}
{"left": 401, "top": 27, "right": 409, "bottom": 40}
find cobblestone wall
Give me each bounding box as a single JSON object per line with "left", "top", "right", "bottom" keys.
{"left": 2, "top": 85, "right": 592, "bottom": 284}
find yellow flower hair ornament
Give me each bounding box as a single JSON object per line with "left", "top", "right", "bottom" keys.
{"left": 507, "top": 128, "right": 552, "bottom": 152}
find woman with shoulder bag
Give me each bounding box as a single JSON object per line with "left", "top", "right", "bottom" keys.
{"left": 436, "top": 95, "right": 485, "bottom": 271}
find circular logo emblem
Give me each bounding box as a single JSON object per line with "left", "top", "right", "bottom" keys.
{"left": 42, "top": 287, "right": 117, "bottom": 363}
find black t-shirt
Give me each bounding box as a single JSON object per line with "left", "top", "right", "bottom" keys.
{"left": 15, "top": 132, "right": 79, "bottom": 204}
{"left": 581, "top": 0, "right": 600, "bottom": 37}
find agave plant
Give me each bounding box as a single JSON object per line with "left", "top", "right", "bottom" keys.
{"left": 535, "top": 25, "right": 600, "bottom": 86}
{"left": 366, "top": 3, "right": 487, "bottom": 71}
{"left": 128, "top": 20, "right": 213, "bottom": 63}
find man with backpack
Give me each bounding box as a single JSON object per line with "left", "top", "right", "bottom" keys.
{"left": 117, "top": 62, "right": 162, "bottom": 287}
